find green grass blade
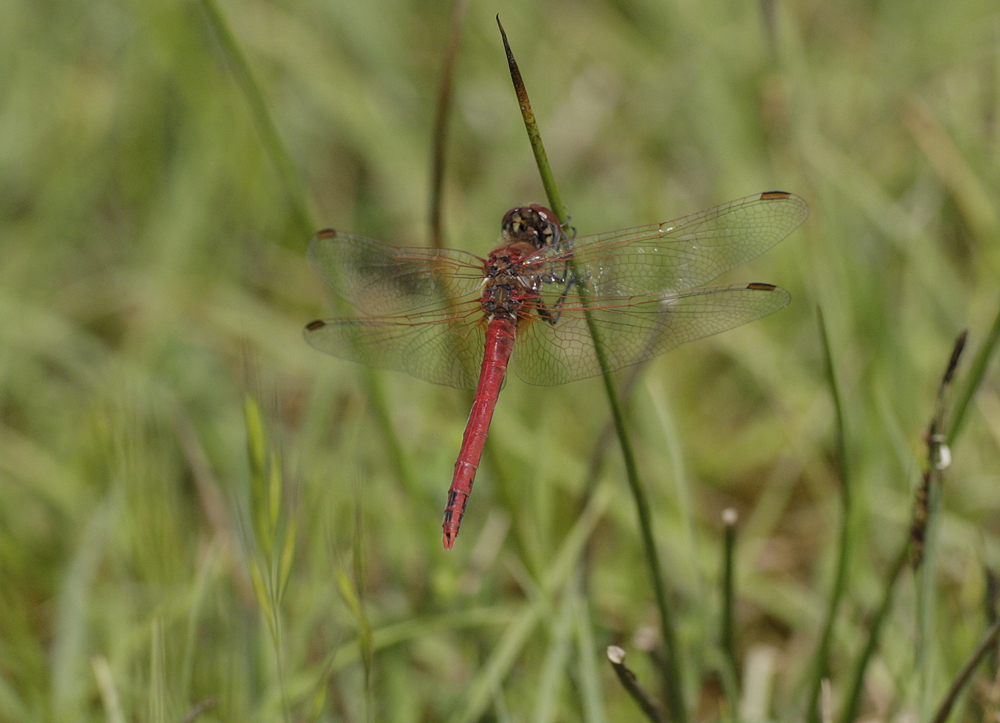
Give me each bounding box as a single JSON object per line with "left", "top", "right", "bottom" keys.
{"left": 804, "top": 308, "right": 852, "bottom": 723}
{"left": 451, "top": 482, "right": 614, "bottom": 723}
{"left": 572, "top": 583, "right": 608, "bottom": 723}
{"left": 52, "top": 501, "right": 111, "bottom": 719}
{"left": 92, "top": 656, "right": 126, "bottom": 723}
{"left": 277, "top": 512, "right": 297, "bottom": 603}
{"left": 531, "top": 588, "right": 575, "bottom": 723}
{"left": 337, "top": 569, "right": 374, "bottom": 718}
{"left": 198, "top": 0, "right": 314, "bottom": 240}
{"left": 149, "top": 619, "right": 168, "bottom": 723}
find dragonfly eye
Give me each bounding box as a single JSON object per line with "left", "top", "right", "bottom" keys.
{"left": 502, "top": 205, "right": 562, "bottom": 249}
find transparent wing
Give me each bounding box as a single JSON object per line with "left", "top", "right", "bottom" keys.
{"left": 307, "top": 229, "right": 486, "bottom": 316}
{"left": 510, "top": 283, "right": 790, "bottom": 386}
{"left": 304, "top": 193, "right": 805, "bottom": 388}
{"left": 530, "top": 192, "right": 808, "bottom": 297}
{"left": 304, "top": 303, "right": 485, "bottom": 389}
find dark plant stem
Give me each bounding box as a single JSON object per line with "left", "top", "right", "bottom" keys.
{"left": 496, "top": 17, "right": 567, "bottom": 222}
{"left": 931, "top": 618, "right": 1000, "bottom": 723}
{"left": 914, "top": 330, "right": 969, "bottom": 715}
{"left": 429, "top": 0, "right": 469, "bottom": 248}
{"left": 912, "top": 331, "right": 967, "bottom": 567}
{"left": 721, "top": 509, "right": 739, "bottom": 686}
{"left": 497, "top": 16, "right": 686, "bottom": 722}
{"left": 719, "top": 509, "right": 741, "bottom": 722}
{"left": 837, "top": 540, "right": 910, "bottom": 723}
{"left": 805, "top": 308, "right": 852, "bottom": 723}
{"left": 599, "top": 366, "right": 685, "bottom": 718}
{"left": 607, "top": 646, "right": 667, "bottom": 723}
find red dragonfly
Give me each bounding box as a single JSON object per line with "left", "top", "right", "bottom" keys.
{"left": 305, "top": 191, "right": 808, "bottom": 548}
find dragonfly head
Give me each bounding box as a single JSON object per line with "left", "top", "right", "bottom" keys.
{"left": 501, "top": 205, "right": 561, "bottom": 250}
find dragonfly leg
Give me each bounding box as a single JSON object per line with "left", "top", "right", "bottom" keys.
{"left": 533, "top": 273, "right": 585, "bottom": 326}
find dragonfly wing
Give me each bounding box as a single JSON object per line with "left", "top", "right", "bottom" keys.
{"left": 308, "top": 230, "right": 485, "bottom": 316}
{"left": 304, "top": 308, "right": 485, "bottom": 389}
{"left": 510, "top": 283, "right": 790, "bottom": 386}
{"left": 546, "top": 192, "right": 808, "bottom": 297}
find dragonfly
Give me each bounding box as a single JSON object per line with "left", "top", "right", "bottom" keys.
{"left": 305, "top": 191, "right": 808, "bottom": 548}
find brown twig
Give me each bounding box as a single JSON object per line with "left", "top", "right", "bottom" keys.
{"left": 607, "top": 646, "right": 667, "bottom": 723}
{"left": 910, "top": 330, "right": 967, "bottom": 567}
{"left": 931, "top": 619, "right": 1000, "bottom": 723}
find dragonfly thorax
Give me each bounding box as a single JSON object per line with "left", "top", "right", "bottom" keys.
{"left": 481, "top": 241, "right": 543, "bottom": 321}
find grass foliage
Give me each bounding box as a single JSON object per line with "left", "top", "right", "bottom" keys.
{"left": 2, "top": 0, "right": 1000, "bottom": 720}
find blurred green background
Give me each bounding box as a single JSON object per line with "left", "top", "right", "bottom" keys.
{"left": 2, "top": 0, "right": 999, "bottom": 720}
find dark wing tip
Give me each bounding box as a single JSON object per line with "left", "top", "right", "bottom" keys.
{"left": 305, "top": 319, "right": 326, "bottom": 331}
{"left": 315, "top": 228, "right": 337, "bottom": 238}
{"left": 747, "top": 282, "right": 778, "bottom": 291}
{"left": 759, "top": 191, "right": 791, "bottom": 200}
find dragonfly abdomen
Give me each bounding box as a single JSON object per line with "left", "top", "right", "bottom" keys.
{"left": 442, "top": 316, "right": 516, "bottom": 548}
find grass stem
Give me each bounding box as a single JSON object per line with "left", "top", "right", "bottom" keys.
{"left": 805, "top": 308, "right": 852, "bottom": 723}
{"left": 428, "top": 0, "right": 469, "bottom": 248}
{"left": 497, "top": 16, "right": 685, "bottom": 722}
{"left": 930, "top": 618, "right": 1000, "bottom": 723}
{"left": 836, "top": 541, "right": 910, "bottom": 723}
{"left": 720, "top": 509, "right": 739, "bottom": 691}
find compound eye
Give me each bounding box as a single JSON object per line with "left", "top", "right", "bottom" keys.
{"left": 501, "top": 205, "right": 562, "bottom": 248}
{"left": 527, "top": 204, "right": 558, "bottom": 226}
{"left": 501, "top": 207, "right": 524, "bottom": 235}
{"left": 526, "top": 205, "right": 560, "bottom": 248}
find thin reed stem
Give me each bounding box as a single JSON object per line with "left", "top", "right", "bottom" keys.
{"left": 428, "top": 0, "right": 469, "bottom": 248}
{"left": 497, "top": 16, "right": 685, "bottom": 722}
{"left": 720, "top": 509, "right": 739, "bottom": 686}
{"left": 930, "top": 618, "right": 1000, "bottom": 723}
{"left": 496, "top": 17, "right": 567, "bottom": 223}
{"left": 837, "top": 541, "right": 910, "bottom": 723}
{"left": 805, "top": 308, "right": 852, "bottom": 723}
{"left": 720, "top": 509, "right": 741, "bottom": 722}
